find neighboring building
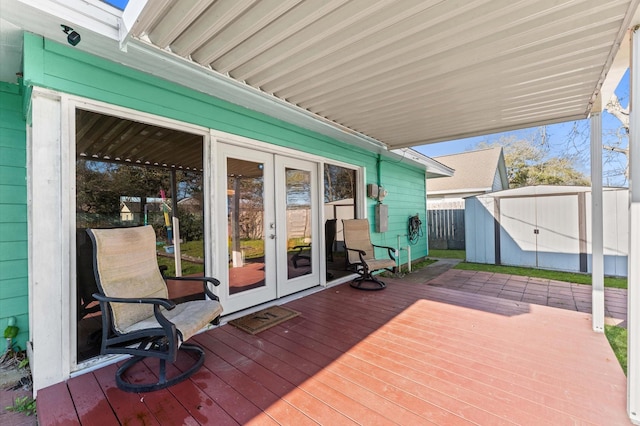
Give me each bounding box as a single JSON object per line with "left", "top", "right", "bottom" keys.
{"left": 424, "top": 147, "right": 508, "bottom": 249}
{"left": 427, "top": 147, "right": 509, "bottom": 210}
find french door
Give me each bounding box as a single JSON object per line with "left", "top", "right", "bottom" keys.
{"left": 217, "top": 143, "right": 320, "bottom": 313}
{"left": 275, "top": 156, "right": 319, "bottom": 297}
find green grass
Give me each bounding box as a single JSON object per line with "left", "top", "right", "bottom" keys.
{"left": 180, "top": 240, "right": 204, "bottom": 258}
{"left": 238, "top": 239, "right": 265, "bottom": 259}
{"left": 380, "top": 258, "right": 437, "bottom": 277}
{"left": 455, "top": 262, "right": 627, "bottom": 289}
{"left": 156, "top": 239, "right": 205, "bottom": 276}
{"left": 427, "top": 249, "right": 466, "bottom": 259}
{"left": 157, "top": 257, "right": 203, "bottom": 276}
{"left": 605, "top": 325, "right": 627, "bottom": 374}
{"left": 5, "top": 396, "right": 36, "bottom": 416}
{"left": 399, "top": 258, "right": 437, "bottom": 274}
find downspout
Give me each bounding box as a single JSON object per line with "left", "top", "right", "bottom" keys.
{"left": 376, "top": 154, "right": 382, "bottom": 188}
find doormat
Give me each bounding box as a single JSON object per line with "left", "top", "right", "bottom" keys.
{"left": 229, "top": 306, "right": 300, "bottom": 335}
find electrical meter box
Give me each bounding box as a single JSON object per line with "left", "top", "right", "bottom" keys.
{"left": 375, "top": 203, "right": 388, "bottom": 233}
{"left": 367, "top": 183, "right": 379, "bottom": 199}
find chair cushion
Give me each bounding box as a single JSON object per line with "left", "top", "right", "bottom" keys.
{"left": 90, "top": 226, "right": 168, "bottom": 332}
{"left": 364, "top": 258, "right": 396, "bottom": 271}
{"left": 123, "top": 299, "right": 223, "bottom": 343}
{"left": 343, "top": 219, "right": 375, "bottom": 263}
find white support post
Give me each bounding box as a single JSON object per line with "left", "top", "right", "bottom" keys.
{"left": 29, "top": 89, "right": 69, "bottom": 393}
{"left": 590, "top": 112, "right": 605, "bottom": 333}
{"left": 628, "top": 27, "right": 640, "bottom": 424}
{"left": 172, "top": 217, "right": 182, "bottom": 277}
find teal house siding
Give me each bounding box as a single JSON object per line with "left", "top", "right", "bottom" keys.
{"left": 0, "top": 82, "right": 28, "bottom": 350}
{"left": 22, "top": 33, "right": 427, "bottom": 260}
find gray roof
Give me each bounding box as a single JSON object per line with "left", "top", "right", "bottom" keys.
{"left": 428, "top": 147, "right": 506, "bottom": 193}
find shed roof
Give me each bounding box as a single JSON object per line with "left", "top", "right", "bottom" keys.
{"left": 475, "top": 184, "right": 626, "bottom": 199}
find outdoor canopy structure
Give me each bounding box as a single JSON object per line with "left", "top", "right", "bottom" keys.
{"left": 3, "top": 0, "right": 640, "bottom": 422}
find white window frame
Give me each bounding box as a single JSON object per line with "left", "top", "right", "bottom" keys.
{"left": 28, "top": 88, "right": 211, "bottom": 391}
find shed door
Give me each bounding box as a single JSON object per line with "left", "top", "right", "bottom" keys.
{"left": 536, "top": 195, "right": 580, "bottom": 271}
{"left": 499, "top": 195, "right": 580, "bottom": 270}
{"left": 499, "top": 197, "right": 537, "bottom": 267}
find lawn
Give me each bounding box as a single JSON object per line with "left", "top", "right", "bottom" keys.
{"left": 156, "top": 240, "right": 205, "bottom": 276}
{"left": 427, "top": 249, "right": 466, "bottom": 259}
{"left": 456, "top": 262, "right": 627, "bottom": 289}
{"left": 606, "top": 325, "right": 627, "bottom": 375}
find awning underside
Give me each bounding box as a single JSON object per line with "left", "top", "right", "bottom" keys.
{"left": 127, "top": 0, "right": 640, "bottom": 148}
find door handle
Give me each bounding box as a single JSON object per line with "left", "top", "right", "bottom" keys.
{"left": 269, "top": 234, "right": 276, "bottom": 239}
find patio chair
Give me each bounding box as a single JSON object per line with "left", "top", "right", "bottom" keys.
{"left": 88, "top": 225, "right": 223, "bottom": 393}
{"left": 291, "top": 243, "right": 311, "bottom": 268}
{"left": 342, "top": 219, "right": 396, "bottom": 290}
{"left": 325, "top": 219, "right": 337, "bottom": 262}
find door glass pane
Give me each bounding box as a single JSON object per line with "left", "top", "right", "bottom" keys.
{"left": 324, "top": 164, "right": 357, "bottom": 281}
{"left": 287, "top": 168, "right": 312, "bottom": 279}
{"left": 227, "top": 158, "right": 266, "bottom": 294}
{"left": 75, "top": 109, "right": 204, "bottom": 363}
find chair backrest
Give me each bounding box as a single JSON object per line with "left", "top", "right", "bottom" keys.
{"left": 342, "top": 219, "right": 375, "bottom": 263}
{"left": 88, "top": 226, "right": 168, "bottom": 333}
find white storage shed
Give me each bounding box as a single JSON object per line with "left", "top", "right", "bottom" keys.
{"left": 465, "top": 186, "right": 628, "bottom": 277}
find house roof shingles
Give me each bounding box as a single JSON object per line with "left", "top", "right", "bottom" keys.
{"left": 428, "top": 147, "right": 504, "bottom": 193}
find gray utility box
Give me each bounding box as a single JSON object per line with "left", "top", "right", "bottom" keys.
{"left": 375, "top": 203, "right": 388, "bottom": 233}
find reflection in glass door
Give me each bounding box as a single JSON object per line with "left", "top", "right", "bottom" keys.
{"left": 286, "top": 167, "right": 313, "bottom": 279}
{"left": 75, "top": 109, "right": 205, "bottom": 363}
{"left": 218, "top": 145, "right": 276, "bottom": 313}
{"left": 323, "top": 164, "right": 357, "bottom": 282}
{"left": 276, "top": 157, "right": 319, "bottom": 297}
{"left": 227, "top": 158, "right": 267, "bottom": 295}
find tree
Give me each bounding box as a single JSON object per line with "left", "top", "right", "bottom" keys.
{"left": 477, "top": 136, "right": 590, "bottom": 187}
{"left": 560, "top": 93, "right": 630, "bottom": 186}
{"left": 76, "top": 159, "right": 204, "bottom": 234}
{"left": 324, "top": 164, "right": 355, "bottom": 202}
{"left": 603, "top": 94, "right": 629, "bottom": 181}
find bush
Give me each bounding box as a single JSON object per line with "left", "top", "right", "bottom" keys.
{"left": 177, "top": 212, "right": 204, "bottom": 241}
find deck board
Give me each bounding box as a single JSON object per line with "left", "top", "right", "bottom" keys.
{"left": 35, "top": 382, "right": 80, "bottom": 425}
{"left": 37, "top": 278, "right": 630, "bottom": 425}
{"left": 66, "top": 372, "right": 120, "bottom": 425}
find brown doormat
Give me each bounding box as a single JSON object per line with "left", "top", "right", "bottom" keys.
{"left": 229, "top": 306, "right": 300, "bottom": 335}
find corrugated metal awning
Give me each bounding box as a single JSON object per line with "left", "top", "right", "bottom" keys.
{"left": 1, "top": 0, "right": 638, "bottom": 152}
{"left": 125, "top": 0, "right": 640, "bottom": 148}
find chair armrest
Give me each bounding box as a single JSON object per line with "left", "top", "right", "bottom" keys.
{"left": 164, "top": 276, "right": 221, "bottom": 301}
{"left": 345, "top": 246, "right": 368, "bottom": 263}
{"left": 92, "top": 293, "right": 176, "bottom": 310}
{"left": 372, "top": 244, "right": 397, "bottom": 260}
{"left": 344, "top": 247, "right": 367, "bottom": 256}
{"left": 166, "top": 276, "right": 220, "bottom": 286}
{"left": 93, "top": 293, "right": 177, "bottom": 341}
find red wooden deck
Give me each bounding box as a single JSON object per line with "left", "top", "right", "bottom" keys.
{"left": 37, "top": 277, "right": 630, "bottom": 425}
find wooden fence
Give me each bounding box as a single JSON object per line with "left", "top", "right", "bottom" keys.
{"left": 428, "top": 209, "right": 465, "bottom": 250}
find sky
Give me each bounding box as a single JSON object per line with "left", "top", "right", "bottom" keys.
{"left": 414, "top": 70, "right": 631, "bottom": 187}
{"left": 101, "top": 0, "right": 128, "bottom": 10}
